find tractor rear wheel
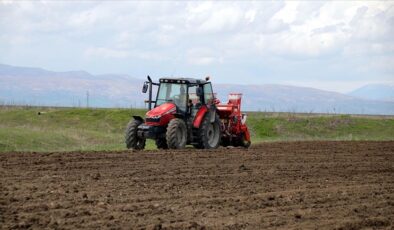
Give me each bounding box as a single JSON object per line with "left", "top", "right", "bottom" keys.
{"left": 166, "top": 118, "right": 187, "bottom": 149}
{"left": 194, "top": 113, "right": 221, "bottom": 149}
{"left": 125, "top": 119, "right": 146, "bottom": 150}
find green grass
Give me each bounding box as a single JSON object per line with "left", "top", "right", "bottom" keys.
{"left": 248, "top": 112, "right": 394, "bottom": 142}
{"left": 0, "top": 106, "right": 393, "bottom": 152}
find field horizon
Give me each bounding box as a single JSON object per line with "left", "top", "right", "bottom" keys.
{"left": 1, "top": 105, "right": 393, "bottom": 153}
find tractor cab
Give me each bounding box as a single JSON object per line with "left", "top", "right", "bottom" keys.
{"left": 148, "top": 78, "right": 213, "bottom": 115}
{"left": 154, "top": 78, "right": 214, "bottom": 115}
{"left": 142, "top": 77, "right": 215, "bottom": 125}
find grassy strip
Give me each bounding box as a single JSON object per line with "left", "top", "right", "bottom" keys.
{"left": 0, "top": 106, "right": 393, "bottom": 152}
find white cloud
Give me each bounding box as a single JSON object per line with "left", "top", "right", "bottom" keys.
{"left": 84, "top": 47, "right": 129, "bottom": 59}
{"left": 360, "top": 56, "right": 394, "bottom": 73}
{"left": 68, "top": 8, "right": 99, "bottom": 29}
{"left": 245, "top": 9, "right": 256, "bottom": 23}
{"left": 253, "top": 1, "right": 394, "bottom": 59}
{"left": 0, "top": 34, "right": 31, "bottom": 45}
{"left": 343, "top": 42, "right": 394, "bottom": 57}
{"left": 199, "top": 6, "right": 243, "bottom": 33}
{"left": 0, "top": 0, "right": 13, "bottom": 5}
{"left": 186, "top": 48, "right": 222, "bottom": 66}
{"left": 272, "top": 1, "right": 298, "bottom": 24}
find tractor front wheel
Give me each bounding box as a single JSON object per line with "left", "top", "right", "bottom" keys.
{"left": 166, "top": 118, "right": 187, "bottom": 149}
{"left": 125, "top": 119, "right": 146, "bottom": 150}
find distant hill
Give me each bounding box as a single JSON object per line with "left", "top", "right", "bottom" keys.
{"left": 348, "top": 84, "right": 394, "bottom": 102}
{"left": 1, "top": 63, "right": 394, "bottom": 115}
{"left": 215, "top": 84, "right": 394, "bottom": 115}
{"left": 0, "top": 63, "right": 144, "bottom": 108}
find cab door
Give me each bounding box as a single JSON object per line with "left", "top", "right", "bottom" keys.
{"left": 203, "top": 83, "right": 214, "bottom": 105}
{"left": 203, "top": 82, "right": 217, "bottom": 123}
{"left": 188, "top": 85, "right": 201, "bottom": 117}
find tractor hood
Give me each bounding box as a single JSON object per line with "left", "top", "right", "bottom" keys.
{"left": 146, "top": 102, "right": 176, "bottom": 118}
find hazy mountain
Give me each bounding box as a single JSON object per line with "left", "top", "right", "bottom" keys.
{"left": 1, "top": 63, "right": 394, "bottom": 115}
{"left": 348, "top": 84, "right": 394, "bottom": 102}
{"left": 0, "top": 64, "right": 144, "bottom": 108}
{"left": 215, "top": 84, "right": 394, "bottom": 115}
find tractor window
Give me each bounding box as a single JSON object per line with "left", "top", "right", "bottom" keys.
{"left": 203, "top": 83, "right": 214, "bottom": 104}
{"left": 188, "top": 85, "right": 201, "bottom": 105}
{"left": 156, "top": 83, "right": 187, "bottom": 111}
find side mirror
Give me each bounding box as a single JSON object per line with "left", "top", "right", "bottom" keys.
{"left": 196, "top": 87, "right": 203, "bottom": 96}
{"left": 142, "top": 82, "right": 148, "bottom": 93}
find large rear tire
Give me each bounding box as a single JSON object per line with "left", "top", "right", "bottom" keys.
{"left": 194, "top": 113, "right": 221, "bottom": 149}
{"left": 166, "top": 118, "right": 187, "bottom": 149}
{"left": 125, "top": 119, "right": 146, "bottom": 150}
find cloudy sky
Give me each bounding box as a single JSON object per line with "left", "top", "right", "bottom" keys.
{"left": 0, "top": 1, "right": 393, "bottom": 93}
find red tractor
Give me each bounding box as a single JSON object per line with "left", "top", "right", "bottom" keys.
{"left": 125, "top": 76, "right": 251, "bottom": 150}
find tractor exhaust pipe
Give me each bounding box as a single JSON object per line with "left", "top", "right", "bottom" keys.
{"left": 147, "top": 76, "right": 153, "bottom": 110}
{"left": 142, "top": 75, "right": 158, "bottom": 110}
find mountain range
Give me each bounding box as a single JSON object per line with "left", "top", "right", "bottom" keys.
{"left": 1, "top": 63, "right": 393, "bottom": 115}
{"left": 348, "top": 84, "right": 394, "bottom": 102}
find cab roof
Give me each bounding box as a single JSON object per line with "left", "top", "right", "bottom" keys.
{"left": 159, "top": 77, "right": 208, "bottom": 85}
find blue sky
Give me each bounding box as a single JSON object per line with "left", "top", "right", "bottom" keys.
{"left": 0, "top": 1, "right": 393, "bottom": 93}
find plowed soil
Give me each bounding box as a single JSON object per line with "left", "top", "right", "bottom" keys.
{"left": 1, "top": 141, "right": 394, "bottom": 229}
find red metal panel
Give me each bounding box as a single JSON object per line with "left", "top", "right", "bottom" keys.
{"left": 145, "top": 102, "right": 176, "bottom": 126}
{"left": 146, "top": 103, "right": 176, "bottom": 117}
{"left": 242, "top": 126, "right": 251, "bottom": 142}
{"left": 193, "top": 105, "right": 208, "bottom": 128}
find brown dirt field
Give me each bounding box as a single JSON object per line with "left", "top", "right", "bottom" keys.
{"left": 1, "top": 141, "right": 393, "bottom": 229}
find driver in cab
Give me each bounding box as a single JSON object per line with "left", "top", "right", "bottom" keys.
{"left": 173, "top": 84, "right": 187, "bottom": 111}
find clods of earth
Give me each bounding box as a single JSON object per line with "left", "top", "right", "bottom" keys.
{"left": 1, "top": 141, "right": 393, "bottom": 229}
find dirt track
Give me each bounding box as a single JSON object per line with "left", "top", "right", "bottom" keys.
{"left": 1, "top": 141, "right": 394, "bottom": 229}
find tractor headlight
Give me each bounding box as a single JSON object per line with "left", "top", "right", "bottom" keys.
{"left": 150, "top": 115, "right": 161, "bottom": 119}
